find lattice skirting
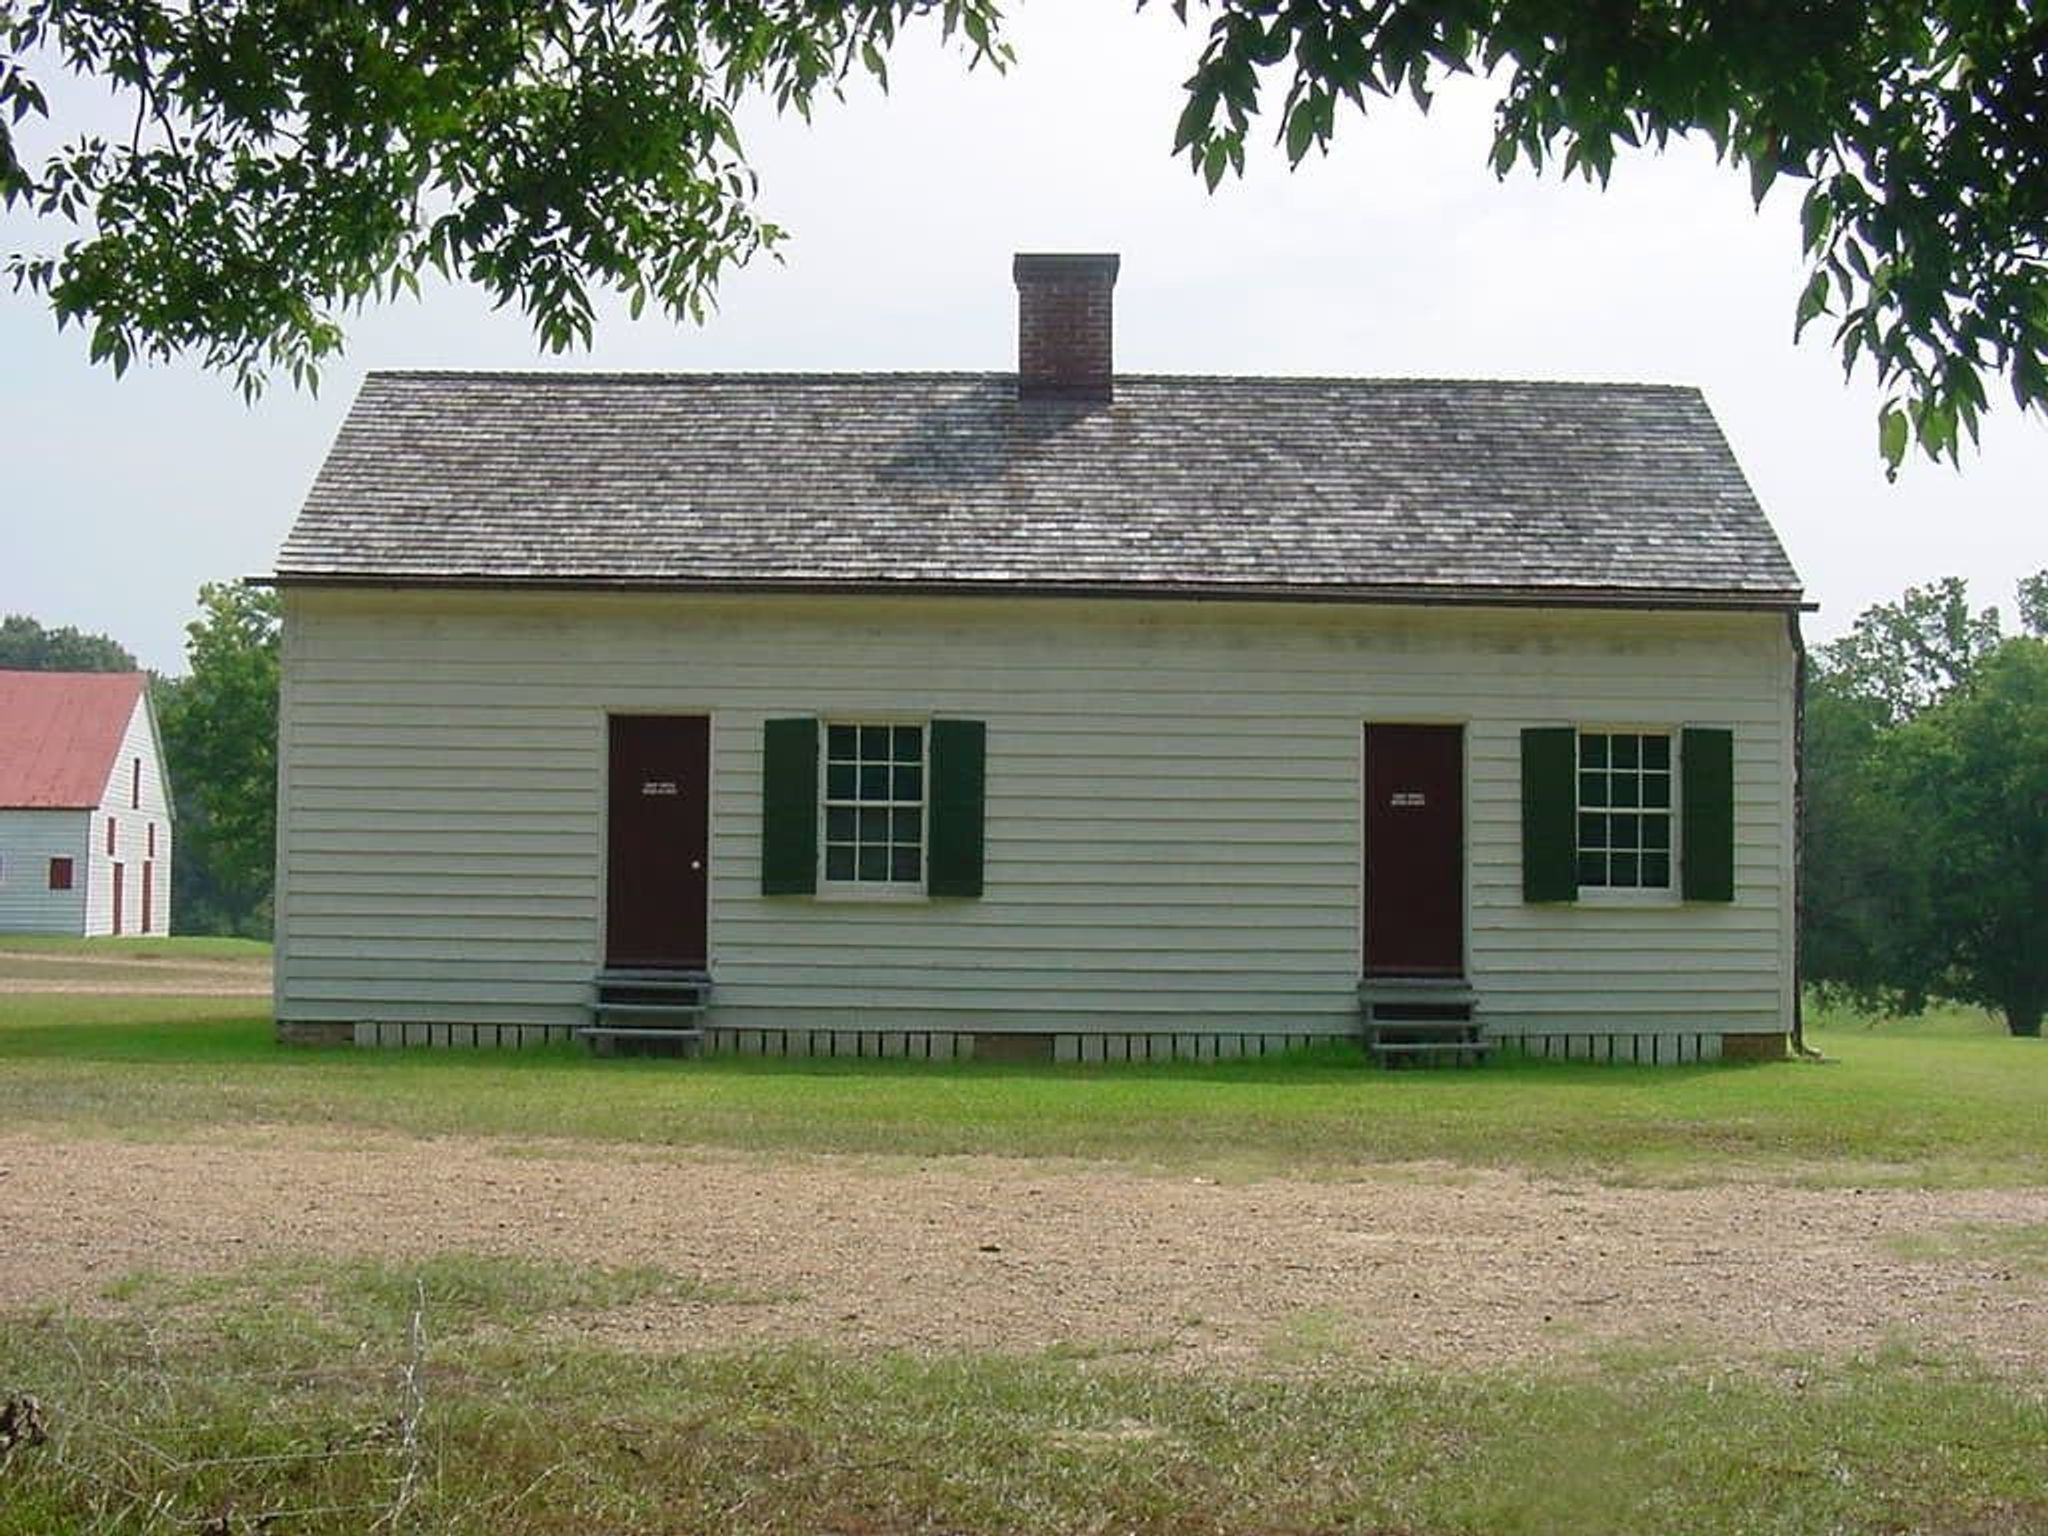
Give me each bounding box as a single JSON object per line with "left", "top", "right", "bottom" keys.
{"left": 336, "top": 1021, "right": 1351, "bottom": 1060}
{"left": 327, "top": 1021, "right": 1787, "bottom": 1064}
{"left": 1493, "top": 1032, "right": 1737, "bottom": 1064}
{"left": 700, "top": 1029, "right": 1350, "bottom": 1062}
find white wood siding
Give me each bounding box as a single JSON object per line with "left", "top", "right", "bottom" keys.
{"left": 275, "top": 591, "right": 1796, "bottom": 1039}
{"left": 0, "top": 809, "right": 91, "bottom": 934}
{"left": 81, "top": 693, "right": 174, "bottom": 937}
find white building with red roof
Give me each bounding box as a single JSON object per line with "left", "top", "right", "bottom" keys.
{"left": 0, "top": 670, "right": 173, "bottom": 936}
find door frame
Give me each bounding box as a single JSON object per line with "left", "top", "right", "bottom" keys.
{"left": 1356, "top": 718, "right": 1471, "bottom": 979}
{"left": 596, "top": 708, "right": 717, "bottom": 972}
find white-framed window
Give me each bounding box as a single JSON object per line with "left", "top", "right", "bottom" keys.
{"left": 1577, "top": 730, "right": 1674, "bottom": 890}
{"left": 821, "top": 722, "right": 926, "bottom": 888}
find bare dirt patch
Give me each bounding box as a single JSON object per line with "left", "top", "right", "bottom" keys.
{"left": 4, "top": 1128, "right": 2046, "bottom": 1375}
{"left": 0, "top": 951, "right": 269, "bottom": 996}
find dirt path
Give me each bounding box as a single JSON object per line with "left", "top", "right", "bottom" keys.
{"left": 0, "top": 951, "right": 269, "bottom": 996}
{"left": 3, "top": 1129, "right": 2044, "bottom": 1375}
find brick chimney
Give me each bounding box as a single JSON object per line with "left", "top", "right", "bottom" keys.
{"left": 1014, "top": 253, "right": 1119, "bottom": 401}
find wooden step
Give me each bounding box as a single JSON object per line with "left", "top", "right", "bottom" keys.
{"left": 576, "top": 1024, "right": 705, "bottom": 1059}
{"left": 1357, "top": 975, "right": 1488, "bottom": 1068}
{"left": 595, "top": 973, "right": 710, "bottom": 1005}
{"left": 1356, "top": 977, "right": 1479, "bottom": 1006}
{"left": 586, "top": 969, "right": 713, "bottom": 1057}
{"left": 576, "top": 1025, "right": 707, "bottom": 1040}
{"left": 1367, "top": 1039, "right": 1493, "bottom": 1069}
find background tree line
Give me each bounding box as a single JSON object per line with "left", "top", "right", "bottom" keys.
{"left": 2, "top": 587, "right": 279, "bottom": 938}
{"left": 1806, "top": 572, "right": 2048, "bottom": 1037}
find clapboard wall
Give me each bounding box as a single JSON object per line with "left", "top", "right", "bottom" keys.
{"left": 82, "top": 692, "right": 174, "bottom": 937}
{"left": 273, "top": 590, "right": 1797, "bottom": 1048}
{"left": 0, "top": 809, "right": 90, "bottom": 934}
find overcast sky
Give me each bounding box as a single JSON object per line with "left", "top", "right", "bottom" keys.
{"left": 4, "top": 1, "right": 2042, "bottom": 674}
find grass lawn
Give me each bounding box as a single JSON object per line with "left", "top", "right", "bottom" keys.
{"left": 0, "top": 990, "right": 2040, "bottom": 1185}
{"left": 3, "top": 1251, "right": 2044, "bottom": 1536}
{"left": 3, "top": 986, "right": 2044, "bottom": 1534}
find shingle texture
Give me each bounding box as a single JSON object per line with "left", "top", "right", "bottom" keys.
{"left": 276, "top": 372, "right": 1802, "bottom": 605}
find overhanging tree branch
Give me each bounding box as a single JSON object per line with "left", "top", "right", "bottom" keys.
{"left": 3, "top": 0, "right": 2044, "bottom": 478}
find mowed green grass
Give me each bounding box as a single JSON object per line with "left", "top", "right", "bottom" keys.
{"left": 0, "top": 984, "right": 2040, "bottom": 1184}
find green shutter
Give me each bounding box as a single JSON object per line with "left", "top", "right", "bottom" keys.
{"left": 927, "top": 718, "right": 986, "bottom": 898}
{"left": 760, "top": 717, "right": 818, "bottom": 895}
{"left": 1521, "top": 726, "right": 1578, "bottom": 902}
{"left": 1681, "top": 726, "right": 1735, "bottom": 902}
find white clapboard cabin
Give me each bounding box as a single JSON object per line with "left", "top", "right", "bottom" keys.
{"left": 267, "top": 253, "right": 1807, "bottom": 1065}
{"left": 0, "top": 670, "right": 174, "bottom": 937}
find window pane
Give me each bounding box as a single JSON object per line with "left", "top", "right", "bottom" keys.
{"left": 860, "top": 764, "right": 890, "bottom": 799}
{"left": 859, "top": 807, "right": 889, "bottom": 842}
{"left": 893, "top": 725, "right": 923, "bottom": 760}
{"left": 1581, "top": 734, "right": 1608, "bottom": 767}
{"left": 827, "top": 724, "right": 857, "bottom": 759}
{"left": 891, "top": 846, "right": 922, "bottom": 882}
{"left": 1579, "top": 813, "right": 1606, "bottom": 849}
{"left": 1611, "top": 813, "right": 1640, "bottom": 850}
{"left": 1578, "top": 852, "right": 1607, "bottom": 886}
{"left": 1612, "top": 775, "right": 1639, "bottom": 809}
{"left": 894, "top": 764, "right": 923, "bottom": 801}
{"left": 1643, "top": 816, "right": 1670, "bottom": 851}
{"left": 1642, "top": 853, "right": 1670, "bottom": 887}
{"left": 1643, "top": 735, "right": 1670, "bottom": 769}
{"left": 860, "top": 725, "right": 889, "bottom": 758}
{"left": 859, "top": 845, "right": 888, "bottom": 882}
{"left": 1642, "top": 772, "right": 1671, "bottom": 809}
{"left": 825, "top": 846, "right": 856, "bottom": 881}
{"left": 826, "top": 764, "right": 856, "bottom": 800}
{"left": 1611, "top": 852, "right": 1640, "bottom": 886}
{"left": 1579, "top": 772, "right": 1607, "bottom": 808}
{"left": 893, "top": 808, "right": 921, "bottom": 842}
{"left": 1613, "top": 735, "right": 1639, "bottom": 768}
{"left": 826, "top": 807, "right": 855, "bottom": 841}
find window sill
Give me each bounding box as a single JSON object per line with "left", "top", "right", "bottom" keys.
{"left": 1575, "top": 887, "right": 1681, "bottom": 908}
{"left": 813, "top": 884, "right": 931, "bottom": 905}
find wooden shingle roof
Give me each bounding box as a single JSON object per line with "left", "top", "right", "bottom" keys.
{"left": 275, "top": 371, "right": 1803, "bottom": 609}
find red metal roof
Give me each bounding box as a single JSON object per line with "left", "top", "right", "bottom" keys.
{"left": 0, "top": 670, "right": 148, "bottom": 809}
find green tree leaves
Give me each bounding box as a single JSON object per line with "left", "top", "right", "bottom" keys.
{"left": 1806, "top": 573, "right": 2048, "bottom": 1036}
{"left": 1814, "top": 576, "right": 2003, "bottom": 728}
{"left": 0, "top": 614, "right": 136, "bottom": 672}
{"left": 155, "top": 583, "right": 280, "bottom": 937}
{"left": 1869, "top": 641, "right": 2048, "bottom": 1037}
{"left": 1163, "top": 0, "right": 2048, "bottom": 476}
{"left": 2, "top": 1, "right": 1007, "bottom": 396}
{"left": 7, "top": 1, "right": 2045, "bottom": 477}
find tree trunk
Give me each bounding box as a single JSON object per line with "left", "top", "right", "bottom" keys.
{"left": 2006, "top": 1004, "right": 2043, "bottom": 1038}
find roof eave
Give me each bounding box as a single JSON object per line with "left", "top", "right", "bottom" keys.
{"left": 259, "top": 572, "right": 1812, "bottom": 613}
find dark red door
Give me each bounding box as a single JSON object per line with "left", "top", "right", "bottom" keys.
{"left": 606, "top": 716, "right": 710, "bottom": 969}
{"left": 110, "top": 862, "right": 124, "bottom": 937}
{"left": 1362, "top": 724, "right": 1463, "bottom": 977}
